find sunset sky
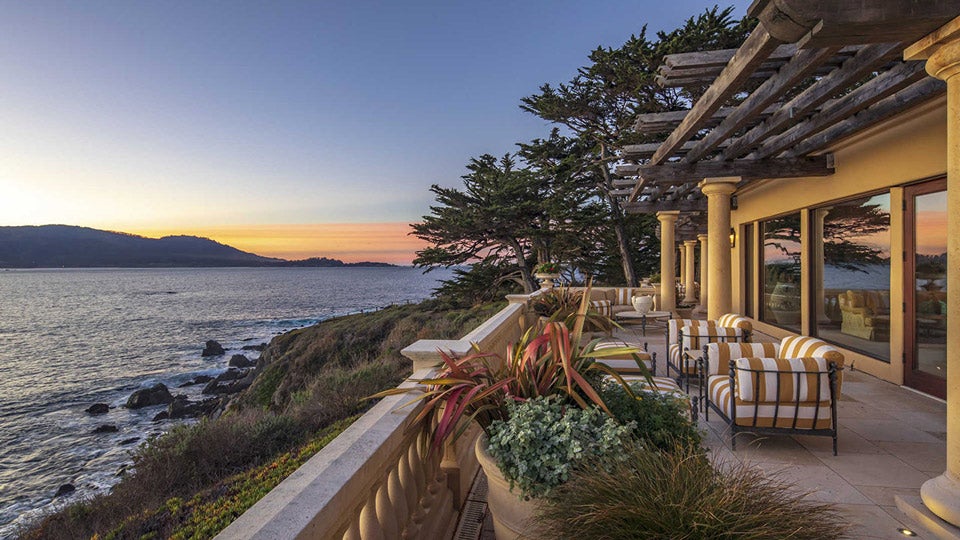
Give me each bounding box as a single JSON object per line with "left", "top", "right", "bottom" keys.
{"left": 0, "top": 1, "right": 750, "bottom": 264}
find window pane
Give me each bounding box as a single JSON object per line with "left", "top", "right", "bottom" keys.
{"left": 762, "top": 213, "right": 802, "bottom": 332}
{"left": 814, "top": 194, "right": 891, "bottom": 361}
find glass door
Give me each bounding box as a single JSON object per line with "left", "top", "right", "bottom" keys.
{"left": 904, "top": 179, "right": 947, "bottom": 398}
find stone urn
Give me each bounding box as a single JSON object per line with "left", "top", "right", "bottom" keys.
{"left": 632, "top": 295, "right": 653, "bottom": 314}
{"left": 476, "top": 436, "right": 540, "bottom": 540}
{"left": 534, "top": 272, "right": 560, "bottom": 289}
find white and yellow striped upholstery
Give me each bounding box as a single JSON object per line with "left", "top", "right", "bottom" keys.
{"left": 610, "top": 287, "right": 639, "bottom": 306}
{"left": 594, "top": 340, "right": 654, "bottom": 373}
{"left": 716, "top": 313, "right": 753, "bottom": 333}
{"left": 668, "top": 344, "right": 685, "bottom": 372}
{"left": 589, "top": 299, "right": 613, "bottom": 318}
{"left": 778, "top": 335, "right": 844, "bottom": 393}
{"left": 681, "top": 325, "right": 742, "bottom": 352}
{"left": 708, "top": 375, "right": 832, "bottom": 429}
{"left": 734, "top": 357, "right": 831, "bottom": 403}
{"left": 667, "top": 318, "right": 714, "bottom": 344}
{"left": 620, "top": 375, "right": 685, "bottom": 397}
{"left": 704, "top": 342, "right": 779, "bottom": 377}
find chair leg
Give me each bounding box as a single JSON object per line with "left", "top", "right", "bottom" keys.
{"left": 833, "top": 434, "right": 838, "bottom": 456}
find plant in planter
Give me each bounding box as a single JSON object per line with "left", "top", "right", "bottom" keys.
{"left": 529, "top": 286, "right": 614, "bottom": 333}
{"left": 533, "top": 261, "right": 560, "bottom": 275}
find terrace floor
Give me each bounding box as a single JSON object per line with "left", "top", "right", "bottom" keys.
{"left": 460, "top": 318, "right": 949, "bottom": 540}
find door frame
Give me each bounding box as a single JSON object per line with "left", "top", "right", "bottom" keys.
{"left": 903, "top": 177, "right": 947, "bottom": 398}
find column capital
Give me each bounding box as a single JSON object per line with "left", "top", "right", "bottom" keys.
{"left": 697, "top": 233, "right": 709, "bottom": 242}
{"left": 905, "top": 16, "right": 960, "bottom": 80}
{"left": 683, "top": 239, "right": 698, "bottom": 247}
{"left": 698, "top": 177, "right": 740, "bottom": 196}
{"left": 656, "top": 210, "right": 680, "bottom": 222}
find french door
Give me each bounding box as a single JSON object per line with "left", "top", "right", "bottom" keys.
{"left": 903, "top": 178, "right": 947, "bottom": 398}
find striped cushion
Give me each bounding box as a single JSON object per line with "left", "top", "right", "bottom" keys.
{"left": 778, "top": 335, "right": 844, "bottom": 366}
{"left": 668, "top": 343, "right": 694, "bottom": 373}
{"left": 681, "top": 325, "right": 742, "bottom": 352}
{"left": 734, "top": 357, "right": 831, "bottom": 403}
{"left": 619, "top": 375, "right": 685, "bottom": 397}
{"left": 667, "top": 319, "right": 716, "bottom": 345}
{"left": 594, "top": 341, "right": 654, "bottom": 373}
{"left": 716, "top": 313, "right": 752, "bottom": 333}
{"left": 611, "top": 288, "right": 638, "bottom": 305}
{"left": 589, "top": 299, "right": 613, "bottom": 318}
{"left": 704, "top": 342, "right": 780, "bottom": 377}
{"left": 709, "top": 375, "right": 832, "bottom": 430}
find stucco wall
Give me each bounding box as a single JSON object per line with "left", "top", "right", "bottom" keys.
{"left": 730, "top": 95, "right": 947, "bottom": 384}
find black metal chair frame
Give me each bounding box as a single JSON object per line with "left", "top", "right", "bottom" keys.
{"left": 703, "top": 358, "right": 840, "bottom": 456}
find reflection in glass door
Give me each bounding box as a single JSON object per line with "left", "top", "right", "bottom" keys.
{"left": 904, "top": 179, "right": 947, "bottom": 398}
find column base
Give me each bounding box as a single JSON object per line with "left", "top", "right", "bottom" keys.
{"left": 921, "top": 473, "right": 960, "bottom": 528}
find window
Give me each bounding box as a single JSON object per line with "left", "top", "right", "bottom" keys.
{"left": 812, "top": 194, "right": 891, "bottom": 361}
{"left": 761, "top": 213, "right": 802, "bottom": 332}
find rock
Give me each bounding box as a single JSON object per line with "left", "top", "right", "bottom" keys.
{"left": 202, "top": 377, "right": 252, "bottom": 396}
{"left": 92, "top": 424, "right": 119, "bottom": 434}
{"left": 152, "top": 411, "right": 169, "bottom": 422}
{"left": 85, "top": 403, "right": 110, "bottom": 415}
{"left": 125, "top": 383, "right": 174, "bottom": 409}
{"left": 193, "top": 375, "right": 213, "bottom": 384}
{"left": 215, "top": 368, "right": 247, "bottom": 382}
{"left": 120, "top": 437, "right": 140, "bottom": 445}
{"left": 54, "top": 484, "right": 75, "bottom": 497}
{"left": 167, "top": 396, "right": 222, "bottom": 419}
{"left": 241, "top": 343, "right": 266, "bottom": 351}
{"left": 201, "top": 340, "right": 225, "bottom": 357}
{"left": 228, "top": 354, "right": 254, "bottom": 368}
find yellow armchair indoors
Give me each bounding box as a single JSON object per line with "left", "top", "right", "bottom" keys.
{"left": 837, "top": 289, "right": 890, "bottom": 341}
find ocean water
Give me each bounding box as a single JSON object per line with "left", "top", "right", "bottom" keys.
{"left": 0, "top": 267, "right": 450, "bottom": 537}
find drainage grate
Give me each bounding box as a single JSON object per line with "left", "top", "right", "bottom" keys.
{"left": 453, "top": 472, "right": 489, "bottom": 540}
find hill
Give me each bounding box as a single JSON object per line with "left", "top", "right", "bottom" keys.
{"left": 0, "top": 225, "right": 394, "bottom": 268}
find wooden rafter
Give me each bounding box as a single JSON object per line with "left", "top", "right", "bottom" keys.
{"left": 783, "top": 78, "right": 946, "bottom": 157}
{"left": 720, "top": 41, "right": 903, "bottom": 160}
{"left": 622, "top": 199, "right": 707, "bottom": 213}
{"left": 650, "top": 26, "right": 785, "bottom": 165}
{"left": 682, "top": 45, "right": 841, "bottom": 163}
{"left": 633, "top": 155, "right": 834, "bottom": 185}
{"left": 749, "top": 60, "right": 929, "bottom": 159}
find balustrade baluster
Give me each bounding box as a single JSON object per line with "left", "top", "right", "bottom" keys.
{"left": 359, "top": 486, "right": 384, "bottom": 540}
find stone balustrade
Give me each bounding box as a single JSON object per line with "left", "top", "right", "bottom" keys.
{"left": 216, "top": 296, "right": 531, "bottom": 539}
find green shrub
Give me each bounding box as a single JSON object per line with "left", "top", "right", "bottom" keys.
{"left": 599, "top": 380, "right": 702, "bottom": 452}
{"left": 487, "top": 396, "right": 632, "bottom": 498}
{"left": 536, "top": 440, "right": 847, "bottom": 539}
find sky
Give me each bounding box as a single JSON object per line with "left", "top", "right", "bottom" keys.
{"left": 0, "top": 1, "right": 751, "bottom": 264}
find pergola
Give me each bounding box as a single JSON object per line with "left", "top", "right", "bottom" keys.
{"left": 614, "top": 0, "right": 960, "bottom": 530}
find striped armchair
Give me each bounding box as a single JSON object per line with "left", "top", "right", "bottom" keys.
{"left": 594, "top": 341, "right": 689, "bottom": 400}
{"left": 703, "top": 336, "right": 843, "bottom": 455}
{"left": 666, "top": 314, "right": 750, "bottom": 390}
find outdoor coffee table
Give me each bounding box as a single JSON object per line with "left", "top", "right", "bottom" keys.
{"left": 615, "top": 310, "right": 671, "bottom": 337}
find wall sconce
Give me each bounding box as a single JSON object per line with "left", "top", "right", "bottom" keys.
{"left": 729, "top": 227, "right": 736, "bottom": 248}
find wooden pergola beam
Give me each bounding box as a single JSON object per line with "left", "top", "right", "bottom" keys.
{"left": 682, "top": 45, "right": 841, "bottom": 163}
{"left": 650, "top": 26, "right": 785, "bottom": 165}
{"left": 720, "top": 41, "right": 903, "bottom": 160}
{"left": 622, "top": 199, "right": 708, "bottom": 214}
{"left": 749, "top": 60, "right": 928, "bottom": 159}
{"left": 662, "top": 43, "right": 797, "bottom": 70}
{"left": 622, "top": 140, "right": 733, "bottom": 160}
{"left": 636, "top": 155, "right": 834, "bottom": 184}
{"left": 783, "top": 78, "right": 946, "bottom": 157}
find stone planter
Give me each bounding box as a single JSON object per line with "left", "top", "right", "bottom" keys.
{"left": 632, "top": 295, "right": 653, "bottom": 314}
{"left": 534, "top": 272, "right": 560, "bottom": 289}
{"left": 676, "top": 306, "right": 694, "bottom": 319}
{"left": 476, "top": 436, "right": 540, "bottom": 540}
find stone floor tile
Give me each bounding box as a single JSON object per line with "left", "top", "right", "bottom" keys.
{"left": 795, "top": 426, "right": 885, "bottom": 456}
{"left": 885, "top": 409, "right": 948, "bottom": 435}
{"left": 875, "top": 441, "right": 947, "bottom": 473}
{"left": 821, "top": 453, "right": 930, "bottom": 488}
{"left": 856, "top": 485, "right": 923, "bottom": 507}
{"left": 754, "top": 462, "right": 872, "bottom": 504}
{"left": 838, "top": 503, "right": 915, "bottom": 539}
{"left": 843, "top": 418, "right": 944, "bottom": 444}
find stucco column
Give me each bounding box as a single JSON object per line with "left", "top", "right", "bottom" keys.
{"left": 678, "top": 243, "right": 686, "bottom": 295}
{"left": 906, "top": 18, "right": 960, "bottom": 527}
{"left": 813, "top": 208, "right": 832, "bottom": 325}
{"left": 683, "top": 240, "right": 697, "bottom": 304}
{"left": 698, "top": 233, "right": 709, "bottom": 311}
{"left": 657, "top": 211, "right": 679, "bottom": 312}
{"left": 699, "top": 177, "right": 739, "bottom": 320}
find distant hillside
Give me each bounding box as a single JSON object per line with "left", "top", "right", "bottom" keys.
{"left": 0, "top": 225, "right": 395, "bottom": 268}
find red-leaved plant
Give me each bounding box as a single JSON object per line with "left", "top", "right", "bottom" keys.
{"left": 371, "top": 285, "right": 651, "bottom": 452}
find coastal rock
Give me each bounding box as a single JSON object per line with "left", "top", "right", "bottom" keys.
{"left": 241, "top": 343, "right": 266, "bottom": 351}
{"left": 92, "top": 424, "right": 119, "bottom": 434}
{"left": 54, "top": 484, "right": 75, "bottom": 498}
{"left": 85, "top": 403, "right": 110, "bottom": 415}
{"left": 179, "top": 374, "right": 214, "bottom": 388}
{"left": 202, "top": 372, "right": 253, "bottom": 395}
{"left": 215, "top": 368, "right": 247, "bottom": 382}
{"left": 120, "top": 437, "right": 140, "bottom": 446}
{"left": 125, "top": 383, "right": 174, "bottom": 409}
{"left": 228, "top": 354, "right": 254, "bottom": 368}
{"left": 167, "top": 396, "right": 222, "bottom": 419}
{"left": 201, "top": 340, "right": 225, "bottom": 357}
{"left": 152, "top": 411, "right": 169, "bottom": 422}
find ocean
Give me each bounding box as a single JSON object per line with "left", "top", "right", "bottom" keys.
{"left": 0, "top": 267, "right": 451, "bottom": 537}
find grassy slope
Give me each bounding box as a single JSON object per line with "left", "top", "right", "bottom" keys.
{"left": 22, "top": 300, "right": 504, "bottom": 540}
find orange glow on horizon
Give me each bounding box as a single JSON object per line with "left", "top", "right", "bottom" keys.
{"left": 128, "top": 223, "right": 426, "bottom": 265}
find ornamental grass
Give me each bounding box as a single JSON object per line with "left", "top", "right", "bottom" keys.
{"left": 535, "top": 440, "right": 847, "bottom": 540}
